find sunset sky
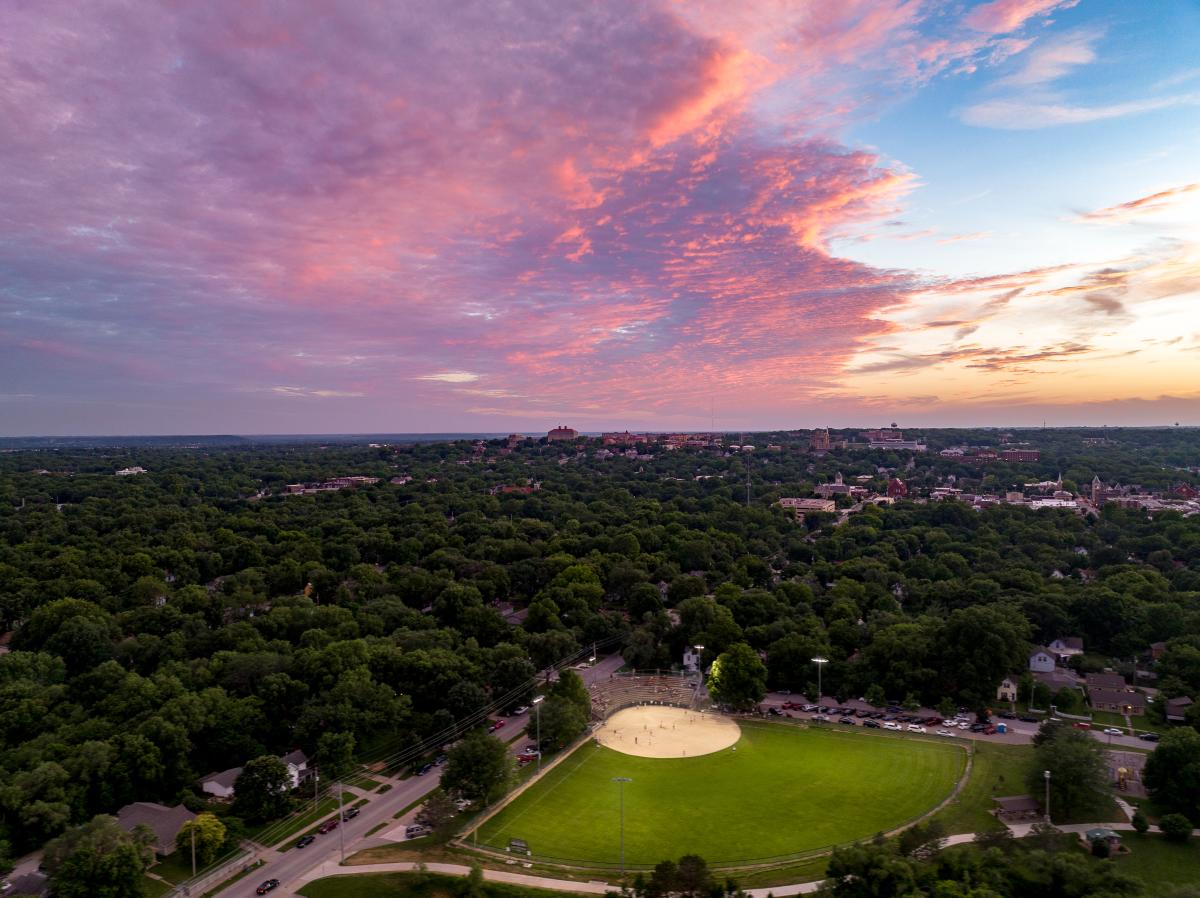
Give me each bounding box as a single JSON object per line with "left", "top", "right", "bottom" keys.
{"left": 2, "top": 0, "right": 1198, "bottom": 435}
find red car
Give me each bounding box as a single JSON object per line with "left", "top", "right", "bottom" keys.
{"left": 517, "top": 751, "right": 539, "bottom": 762}
{"left": 488, "top": 719, "right": 506, "bottom": 733}
{"left": 317, "top": 818, "right": 340, "bottom": 834}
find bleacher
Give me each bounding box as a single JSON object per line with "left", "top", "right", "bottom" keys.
{"left": 589, "top": 673, "right": 702, "bottom": 721}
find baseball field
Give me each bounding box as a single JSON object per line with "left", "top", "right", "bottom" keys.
{"left": 472, "top": 707, "right": 966, "bottom": 867}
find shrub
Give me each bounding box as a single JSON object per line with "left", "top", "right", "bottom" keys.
{"left": 1159, "top": 813, "right": 1193, "bottom": 842}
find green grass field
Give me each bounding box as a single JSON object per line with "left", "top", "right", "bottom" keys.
{"left": 473, "top": 722, "right": 966, "bottom": 867}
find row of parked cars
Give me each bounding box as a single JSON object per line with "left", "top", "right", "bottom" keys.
{"left": 773, "top": 702, "right": 1010, "bottom": 738}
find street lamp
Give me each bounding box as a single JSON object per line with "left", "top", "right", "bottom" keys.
{"left": 612, "top": 776, "right": 632, "bottom": 880}
{"left": 694, "top": 644, "right": 704, "bottom": 680}
{"left": 812, "top": 657, "right": 828, "bottom": 716}
{"left": 532, "top": 695, "right": 545, "bottom": 773}
{"left": 1043, "top": 769, "right": 1051, "bottom": 825}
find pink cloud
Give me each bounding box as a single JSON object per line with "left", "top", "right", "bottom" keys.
{"left": 964, "top": 0, "right": 1079, "bottom": 34}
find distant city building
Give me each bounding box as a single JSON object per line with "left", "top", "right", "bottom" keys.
{"left": 285, "top": 476, "right": 379, "bottom": 494}
{"left": 886, "top": 477, "right": 908, "bottom": 499}
{"left": 547, "top": 425, "right": 578, "bottom": 441}
{"left": 860, "top": 429, "right": 903, "bottom": 442}
{"left": 809, "top": 428, "right": 832, "bottom": 452}
{"left": 1000, "top": 449, "right": 1040, "bottom": 462}
{"left": 778, "top": 497, "right": 836, "bottom": 517}
{"left": 116, "top": 466, "right": 147, "bottom": 476}
{"left": 815, "top": 471, "right": 850, "bottom": 498}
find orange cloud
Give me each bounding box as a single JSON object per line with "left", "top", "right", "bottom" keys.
{"left": 1077, "top": 183, "right": 1200, "bottom": 223}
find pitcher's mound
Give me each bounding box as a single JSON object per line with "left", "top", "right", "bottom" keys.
{"left": 595, "top": 705, "right": 740, "bottom": 758}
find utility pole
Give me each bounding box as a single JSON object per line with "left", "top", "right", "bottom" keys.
{"left": 313, "top": 765, "right": 319, "bottom": 813}
{"left": 612, "top": 777, "right": 632, "bottom": 881}
{"left": 812, "top": 657, "right": 828, "bottom": 716}
{"left": 191, "top": 826, "right": 196, "bottom": 876}
{"left": 337, "top": 782, "right": 345, "bottom": 863}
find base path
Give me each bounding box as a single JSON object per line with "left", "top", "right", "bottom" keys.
{"left": 594, "top": 705, "right": 740, "bottom": 758}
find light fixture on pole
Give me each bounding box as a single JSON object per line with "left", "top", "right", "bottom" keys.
{"left": 532, "top": 695, "right": 545, "bottom": 773}
{"left": 1043, "top": 769, "right": 1051, "bottom": 824}
{"left": 812, "top": 657, "right": 828, "bottom": 717}
{"left": 612, "top": 776, "right": 632, "bottom": 880}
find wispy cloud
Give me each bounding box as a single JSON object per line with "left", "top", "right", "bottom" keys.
{"left": 270, "top": 386, "right": 366, "bottom": 399}
{"left": 417, "top": 372, "right": 481, "bottom": 384}
{"left": 1076, "top": 183, "right": 1200, "bottom": 224}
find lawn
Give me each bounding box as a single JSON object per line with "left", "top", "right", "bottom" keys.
{"left": 472, "top": 721, "right": 965, "bottom": 867}
{"left": 1109, "top": 833, "right": 1200, "bottom": 890}
{"left": 930, "top": 741, "right": 1038, "bottom": 835}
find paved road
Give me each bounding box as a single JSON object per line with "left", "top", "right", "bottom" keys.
{"left": 239, "top": 653, "right": 626, "bottom": 898}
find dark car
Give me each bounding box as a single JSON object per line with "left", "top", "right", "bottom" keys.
{"left": 1138, "top": 732, "right": 1161, "bottom": 742}
{"left": 924, "top": 716, "right": 941, "bottom": 726}
{"left": 856, "top": 709, "right": 872, "bottom": 718}
{"left": 343, "top": 807, "right": 360, "bottom": 821}
{"left": 317, "top": 818, "right": 339, "bottom": 834}
{"left": 296, "top": 835, "right": 316, "bottom": 848}
{"left": 416, "top": 762, "right": 434, "bottom": 776}
{"left": 863, "top": 720, "right": 881, "bottom": 729}
{"left": 839, "top": 716, "right": 856, "bottom": 725}
{"left": 1019, "top": 715, "right": 1039, "bottom": 723}
{"left": 256, "top": 880, "right": 281, "bottom": 895}
{"left": 969, "top": 723, "right": 986, "bottom": 732}
{"left": 767, "top": 706, "right": 782, "bottom": 716}
{"left": 997, "top": 711, "right": 1016, "bottom": 720}
{"left": 885, "top": 705, "right": 901, "bottom": 713}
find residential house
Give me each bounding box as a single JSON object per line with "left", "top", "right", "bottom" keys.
{"left": 1048, "top": 637, "right": 1084, "bottom": 659}
{"left": 996, "top": 676, "right": 1019, "bottom": 702}
{"left": 1085, "top": 672, "right": 1126, "bottom": 690}
{"left": 1088, "top": 686, "right": 1145, "bottom": 716}
{"left": 116, "top": 802, "right": 196, "bottom": 856}
{"left": 281, "top": 749, "right": 310, "bottom": 788}
{"left": 1166, "top": 696, "right": 1194, "bottom": 724}
{"left": 1150, "top": 641, "right": 1168, "bottom": 661}
{"left": 1029, "top": 648, "right": 1056, "bottom": 674}
{"left": 200, "top": 766, "right": 242, "bottom": 799}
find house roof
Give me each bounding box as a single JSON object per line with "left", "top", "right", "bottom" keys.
{"left": 993, "top": 795, "right": 1040, "bottom": 813}
{"left": 202, "top": 766, "right": 243, "bottom": 789}
{"left": 1088, "top": 686, "right": 1146, "bottom": 709}
{"left": 1166, "top": 696, "right": 1194, "bottom": 717}
{"left": 280, "top": 749, "right": 308, "bottom": 767}
{"left": 1085, "top": 672, "right": 1127, "bottom": 690}
{"left": 116, "top": 802, "right": 195, "bottom": 852}
{"left": 1053, "top": 637, "right": 1084, "bottom": 650}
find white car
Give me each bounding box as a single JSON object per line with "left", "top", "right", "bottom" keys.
{"left": 883, "top": 722, "right": 902, "bottom": 731}
{"left": 906, "top": 724, "right": 927, "bottom": 734}
{"left": 936, "top": 729, "right": 956, "bottom": 737}
{"left": 957, "top": 722, "right": 970, "bottom": 729}
{"left": 512, "top": 705, "right": 530, "bottom": 715}
{"left": 1103, "top": 727, "right": 1124, "bottom": 736}
{"left": 942, "top": 719, "right": 957, "bottom": 726}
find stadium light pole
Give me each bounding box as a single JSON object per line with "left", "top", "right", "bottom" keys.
{"left": 812, "top": 657, "right": 828, "bottom": 713}
{"left": 1043, "top": 769, "right": 1051, "bottom": 824}
{"left": 532, "top": 695, "right": 545, "bottom": 773}
{"left": 613, "top": 776, "right": 632, "bottom": 880}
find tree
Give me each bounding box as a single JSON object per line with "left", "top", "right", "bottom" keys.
{"left": 317, "top": 731, "right": 357, "bottom": 783}
{"left": 1160, "top": 813, "right": 1193, "bottom": 842}
{"left": 865, "top": 684, "right": 887, "bottom": 708}
{"left": 707, "top": 643, "right": 766, "bottom": 711}
{"left": 548, "top": 669, "right": 591, "bottom": 719}
{"left": 175, "top": 812, "right": 226, "bottom": 868}
{"left": 233, "top": 755, "right": 292, "bottom": 822}
{"left": 1029, "top": 724, "right": 1109, "bottom": 821}
{"left": 936, "top": 697, "right": 956, "bottom": 719}
{"left": 1131, "top": 810, "right": 1149, "bottom": 834}
{"left": 530, "top": 695, "right": 587, "bottom": 751}
{"left": 42, "top": 815, "right": 154, "bottom": 898}
{"left": 1144, "top": 728, "right": 1200, "bottom": 822}
{"left": 415, "top": 790, "right": 459, "bottom": 835}
{"left": 442, "top": 731, "right": 513, "bottom": 804}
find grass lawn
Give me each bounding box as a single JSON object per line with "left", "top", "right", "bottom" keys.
{"left": 300, "top": 871, "right": 577, "bottom": 898}
{"left": 1109, "top": 833, "right": 1200, "bottom": 890}
{"left": 473, "top": 721, "right": 965, "bottom": 867}
{"left": 141, "top": 876, "right": 174, "bottom": 898}
{"left": 930, "top": 741, "right": 1038, "bottom": 835}
{"left": 149, "top": 849, "right": 199, "bottom": 884}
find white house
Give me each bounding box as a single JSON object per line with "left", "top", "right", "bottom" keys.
{"left": 1029, "top": 648, "right": 1056, "bottom": 673}
{"left": 280, "top": 749, "right": 310, "bottom": 789}
{"left": 200, "top": 766, "right": 242, "bottom": 800}
{"left": 996, "top": 677, "right": 1019, "bottom": 702}
{"left": 1048, "top": 637, "right": 1084, "bottom": 659}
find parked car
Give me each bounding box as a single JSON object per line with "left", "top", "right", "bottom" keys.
{"left": 415, "top": 762, "right": 434, "bottom": 776}
{"left": 434, "top": 753, "right": 447, "bottom": 766}
{"left": 1019, "top": 715, "right": 1039, "bottom": 723}
{"left": 936, "top": 729, "right": 955, "bottom": 737}
{"left": 343, "top": 807, "right": 360, "bottom": 821}
{"left": 518, "top": 751, "right": 539, "bottom": 762}
{"left": 839, "top": 716, "right": 856, "bottom": 725}
{"left": 512, "top": 705, "right": 530, "bottom": 715}
{"left": 856, "top": 709, "right": 872, "bottom": 718}
{"left": 863, "top": 720, "right": 881, "bottom": 728}
{"left": 801, "top": 704, "right": 818, "bottom": 712}
{"left": 777, "top": 688, "right": 792, "bottom": 695}
{"left": 406, "top": 824, "right": 432, "bottom": 838}
{"left": 256, "top": 880, "right": 281, "bottom": 895}
{"left": 1138, "top": 732, "right": 1161, "bottom": 742}
{"left": 812, "top": 714, "right": 829, "bottom": 722}
{"left": 767, "top": 707, "right": 782, "bottom": 716}
{"left": 1103, "top": 727, "right": 1124, "bottom": 736}
{"left": 906, "top": 724, "right": 927, "bottom": 734}
{"left": 997, "top": 711, "right": 1016, "bottom": 720}
{"left": 957, "top": 721, "right": 970, "bottom": 729}
{"left": 1073, "top": 721, "right": 1091, "bottom": 729}
{"left": 317, "top": 818, "right": 339, "bottom": 834}
{"left": 454, "top": 798, "right": 473, "bottom": 810}
{"left": 488, "top": 719, "right": 506, "bottom": 733}
{"left": 883, "top": 722, "right": 902, "bottom": 731}
{"left": 296, "top": 835, "right": 316, "bottom": 848}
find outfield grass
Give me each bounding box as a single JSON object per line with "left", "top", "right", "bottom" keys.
{"left": 473, "top": 721, "right": 965, "bottom": 867}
